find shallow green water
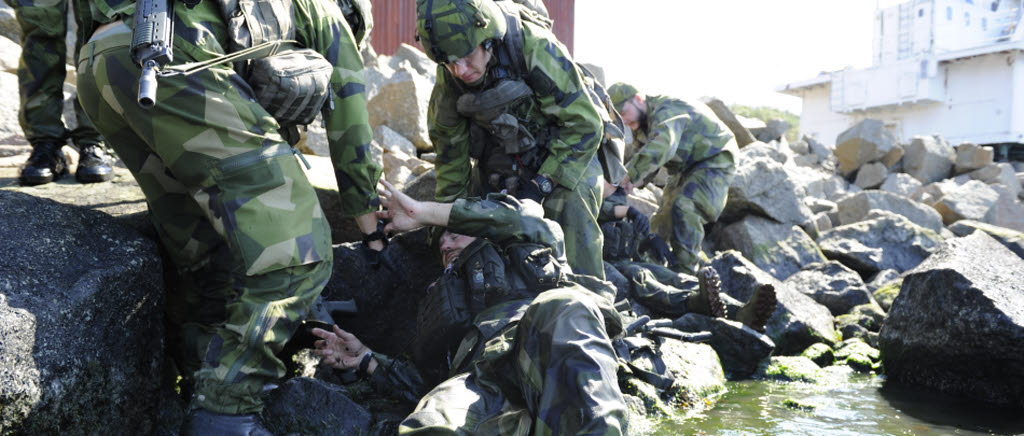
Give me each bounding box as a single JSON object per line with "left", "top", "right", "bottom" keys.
{"left": 653, "top": 367, "right": 1024, "bottom": 435}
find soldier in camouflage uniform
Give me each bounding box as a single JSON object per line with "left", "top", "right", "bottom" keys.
{"left": 416, "top": 0, "right": 608, "bottom": 279}
{"left": 75, "top": 0, "right": 381, "bottom": 431}
{"left": 608, "top": 82, "right": 739, "bottom": 274}
{"left": 5, "top": 0, "right": 114, "bottom": 185}
{"left": 313, "top": 180, "right": 627, "bottom": 435}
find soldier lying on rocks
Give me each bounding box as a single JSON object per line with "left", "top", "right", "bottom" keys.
{"left": 313, "top": 180, "right": 628, "bottom": 435}
{"left": 600, "top": 186, "right": 778, "bottom": 334}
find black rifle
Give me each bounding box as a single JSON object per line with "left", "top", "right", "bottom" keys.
{"left": 130, "top": 0, "right": 174, "bottom": 108}
{"left": 277, "top": 298, "right": 360, "bottom": 380}
{"left": 623, "top": 315, "right": 712, "bottom": 343}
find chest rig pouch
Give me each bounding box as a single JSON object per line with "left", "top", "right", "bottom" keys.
{"left": 218, "top": 0, "right": 332, "bottom": 141}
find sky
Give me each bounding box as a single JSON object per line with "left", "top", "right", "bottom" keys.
{"left": 573, "top": 1, "right": 885, "bottom": 113}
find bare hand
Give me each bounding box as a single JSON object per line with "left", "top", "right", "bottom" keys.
{"left": 377, "top": 180, "right": 423, "bottom": 233}
{"left": 621, "top": 175, "right": 634, "bottom": 195}
{"left": 312, "top": 325, "right": 370, "bottom": 370}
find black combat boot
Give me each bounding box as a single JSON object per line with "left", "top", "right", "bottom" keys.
{"left": 181, "top": 408, "right": 273, "bottom": 436}
{"left": 19, "top": 142, "right": 68, "bottom": 186}
{"left": 687, "top": 266, "right": 727, "bottom": 318}
{"left": 735, "top": 284, "right": 777, "bottom": 333}
{"left": 75, "top": 143, "right": 114, "bottom": 183}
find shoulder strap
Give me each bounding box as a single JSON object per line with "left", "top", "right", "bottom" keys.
{"left": 494, "top": 1, "right": 527, "bottom": 79}
{"left": 156, "top": 39, "right": 297, "bottom": 77}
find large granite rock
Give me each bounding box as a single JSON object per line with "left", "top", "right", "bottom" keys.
{"left": 947, "top": 219, "right": 1024, "bottom": 260}
{"left": 817, "top": 210, "right": 945, "bottom": 277}
{"left": 836, "top": 190, "right": 945, "bottom": 234}
{"left": 721, "top": 156, "right": 813, "bottom": 226}
{"left": 673, "top": 314, "right": 775, "bottom": 379}
{"left": 0, "top": 190, "right": 164, "bottom": 434}
{"left": 834, "top": 119, "right": 897, "bottom": 177}
{"left": 879, "top": 232, "right": 1024, "bottom": 407}
{"left": 903, "top": 135, "right": 954, "bottom": 184}
{"left": 713, "top": 215, "right": 826, "bottom": 281}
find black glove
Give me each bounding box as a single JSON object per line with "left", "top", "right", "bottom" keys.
{"left": 517, "top": 178, "right": 547, "bottom": 204}
{"left": 626, "top": 206, "right": 650, "bottom": 236}
{"left": 641, "top": 234, "right": 674, "bottom": 266}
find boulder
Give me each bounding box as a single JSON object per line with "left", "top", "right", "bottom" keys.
{"left": 968, "top": 162, "right": 1022, "bottom": 199}
{"left": 0, "top": 34, "right": 19, "bottom": 74}
{"left": 263, "top": 377, "right": 377, "bottom": 435}
{"left": 879, "top": 173, "right": 922, "bottom": 198}
{"left": 818, "top": 210, "right": 945, "bottom": 277}
{"left": 879, "top": 232, "right": 1024, "bottom": 407}
{"left": 0, "top": 5, "right": 19, "bottom": 43}
{"left": 954, "top": 142, "right": 994, "bottom": 175}
{"left": 853, "top": 162, "right": 886, "bottom": 189}
{"left": 1, "top": 71, "right": 20, "bottom": 140}
{"left": 737, "top": 141, "right": 787, "bottom": 165}
{"left": 721, "top": 157, "right": 813, "bottom": 226}
{"left": 714, "top": 215, "right": 826, "bottom": 281}
{"left": 834, "top": 119, "right": 897, "bottom": 177}
{"left": 373, "top": 125, "right": 418, "bottom": 157}
{"left": 751, "top": 119, "right": 790, "bottom": 143}
{"left": 836, "top": 190, "right": 944, "bottom": 234}
{"left": 401, "top": 169, "right": 437, "bottom": 202}
{"left": 982, "top": 185, "right": 1024, "bottom": 232}
{"left": 367, "top": 70, "right": 434, "bottom": 151}
{"left": 932, "top": 179, "right": 999, "bottom": 225}
{"left": 710, "top": 251, "right": 838, "bottom": 355}
{"left": 673, "top": 314, "right": 775, "bottom": 379}
{"left": 388, "top": 43, "right": 435, "bottom": 81}
{"left": 903, "top": 135, "right": 954, "bottom": 184}
{"left": 782, "top": 261, "right": 874, "bottom": 316}
{"left": 754, "top": 356, "right": 824, "bottom": 383}
{"left": 0, "top": 190, "right": 164, "bottom": 434}
{"left": 947, "top": 219, "right": 1024, "bottom": 260}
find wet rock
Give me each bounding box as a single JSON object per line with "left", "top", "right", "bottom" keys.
{"left": 782, "top": 261, "right": 873, "bottom": 317}
{"left": 0, "top": 190, "right": 164, "bottom": 434}
{"left": 800, "top": 343, "right": 835, "bottom": 367}
{"left": 755, "top": 356, "right": 823, "bottom": 383}
{"left": 817, "top": 210, "right": 945, "bottom": 277}
{"left": 834, "top": 338, "right": 880, "bottom": 373}
{"left": 714, "top": 215, "right": 826, "bottom": 281}
{"left": 880, "top": 232, "right": 1024, "bottom": 407}
{"left": 263, "top": 377, "right": 376, "bottom": 436}
{"left": 674, "top": 314, "right": 775, "bottom": 379}
{"left": 710, "top": 251, "right": 838, "bottom": 355}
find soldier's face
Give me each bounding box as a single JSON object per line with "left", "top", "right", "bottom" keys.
{"left": 440, "top": 231, "right": 477, "bottom": 267}
{"left": 619, "top": 97, "right": 644, "bottom": 132}
{"left": 445, "top": 45, "right": 491, "bottom": 84}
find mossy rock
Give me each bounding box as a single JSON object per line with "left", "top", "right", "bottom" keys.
{"left": 873, "top": 279, "right": 902, "bottom": 312}
{"left": 800, "top": 343, "right": 835, "bottom": 367}
{"left": 782, "top": 397, "right": 817, "bottom": 412}
{"left": 620, "top": 378, "right": 673, "bottom": 418}
{"left": 834, "top": 338, "right": 880, "bottom": 363}
{"left": 844, "top": 353, "right": 878, "bottom": 373}
{"left": 755, "top": 356, "right": 824, "bottom": 383}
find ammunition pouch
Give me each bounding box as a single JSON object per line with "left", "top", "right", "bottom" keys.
{"left": 504, "top": 242, "right": 564, "bottom": 294}
{"left": 601, "top": 219, "right": 642, "bottom": 261}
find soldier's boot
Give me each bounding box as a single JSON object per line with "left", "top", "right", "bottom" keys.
{"left": 687, "top": 265, "right": 726, "bottom": 318}
{"left": 75, "top": 143, "right": 114, "bottom": 183}
{"left": 735, "top": 284, "right": 777, "bottom": 333}
{"left": 19, "top": 142, "right": 68, "bottom": 186}
{"left": 181, "top": 408, "right": 272, "bottom": 436}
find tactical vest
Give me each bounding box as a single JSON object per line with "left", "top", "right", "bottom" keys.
{"left": 412, "top": 237, "right": 566, "bottom": 367}
{"left": 450, "top": 1, "right": 627, "bottom": 195}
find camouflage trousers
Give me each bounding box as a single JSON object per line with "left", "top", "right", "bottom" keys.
{"left": 650, "top": 153, "right": 735, "bottom": 273}
{"left": 542, "top": 155, "right": 605, "bottom": 279}
{"left": 76, "top": 13, "right": 332, "bottom": 414}
{"left": 611, "top": 260, "right": 699, "bottom": 318}
{"left": 6, "top": 0, "right": 103, "bottom": 146}
{"left": 399, "top": 287, "right": 627, "bottom": 436}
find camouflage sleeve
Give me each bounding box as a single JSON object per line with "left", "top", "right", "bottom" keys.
{"left": 428, "top": 70, "right": 473, "bottom": 202}
{"left": 294, "top": 0, "right": 382, "bottom": 217}
{"left": 89, "top": 0, "right": 134, "bottom": 23}
{"left": 626, "top": 104, "right": 686, "bottom": 184}
{"left": 367, "top": 353, "right": 432, "bottom": 405}
{"left": 520, "top": 23, "right": 603, "bottom": 191}
{"left": 598, "top": 187, "right": 627, "bottom": 223}
{"left": 446, "top": 194, "right": 566, "bottom": 258}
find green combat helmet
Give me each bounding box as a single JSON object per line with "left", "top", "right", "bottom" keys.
{"left": 416, "top": 0, "right": 507, "bottom": 64}
{"left": 608, "top": 82, "right": 639, "bottom": 113}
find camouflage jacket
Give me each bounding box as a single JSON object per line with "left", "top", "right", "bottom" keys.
{"left": 429, "top": 19, "right": 604, "bottom": 201}
{"left": 369, "top": 194, "right": 567, "bottom": 402}
{"left": 87, "top": 0, "right": 381, "bottom": 217}
{"left": 627, "top": 96, "right": 737, "bottom": 185}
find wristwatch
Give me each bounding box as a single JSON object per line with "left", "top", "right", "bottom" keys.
{"left": 533, "top": 174, "right": 553, "bottom": 196}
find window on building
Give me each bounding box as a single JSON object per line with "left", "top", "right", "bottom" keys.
{"left": 947, "top": 6, "right": 953, "bottom": 20}
{"left": 982, "top": 17, "right": 987, "bottom": 30}
{"left": 991, "top": 1, "right": 999, "bottom": 12}
{"left": 964, "top": 0, "right": 973, "bottom": 4}
{"left": 919, "top": 8, "right": 924, "bottom": 17}
{"left": 965, "top": 11, "right": 971, "bottom": 26}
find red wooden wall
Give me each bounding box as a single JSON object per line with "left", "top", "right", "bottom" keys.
{"left": 367, "top": 0, "right": 575, "bottom": 56}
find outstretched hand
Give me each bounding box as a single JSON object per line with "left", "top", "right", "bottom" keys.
{"left": 377, "top": 180, "right": 423, "bottom": 233}
{"left": 312, "top": 325, "right": 370, "bottom": 370}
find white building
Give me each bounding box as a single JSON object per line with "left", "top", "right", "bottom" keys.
{"left": 778, "top": 0, "right": 1024, "bottom": 159}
